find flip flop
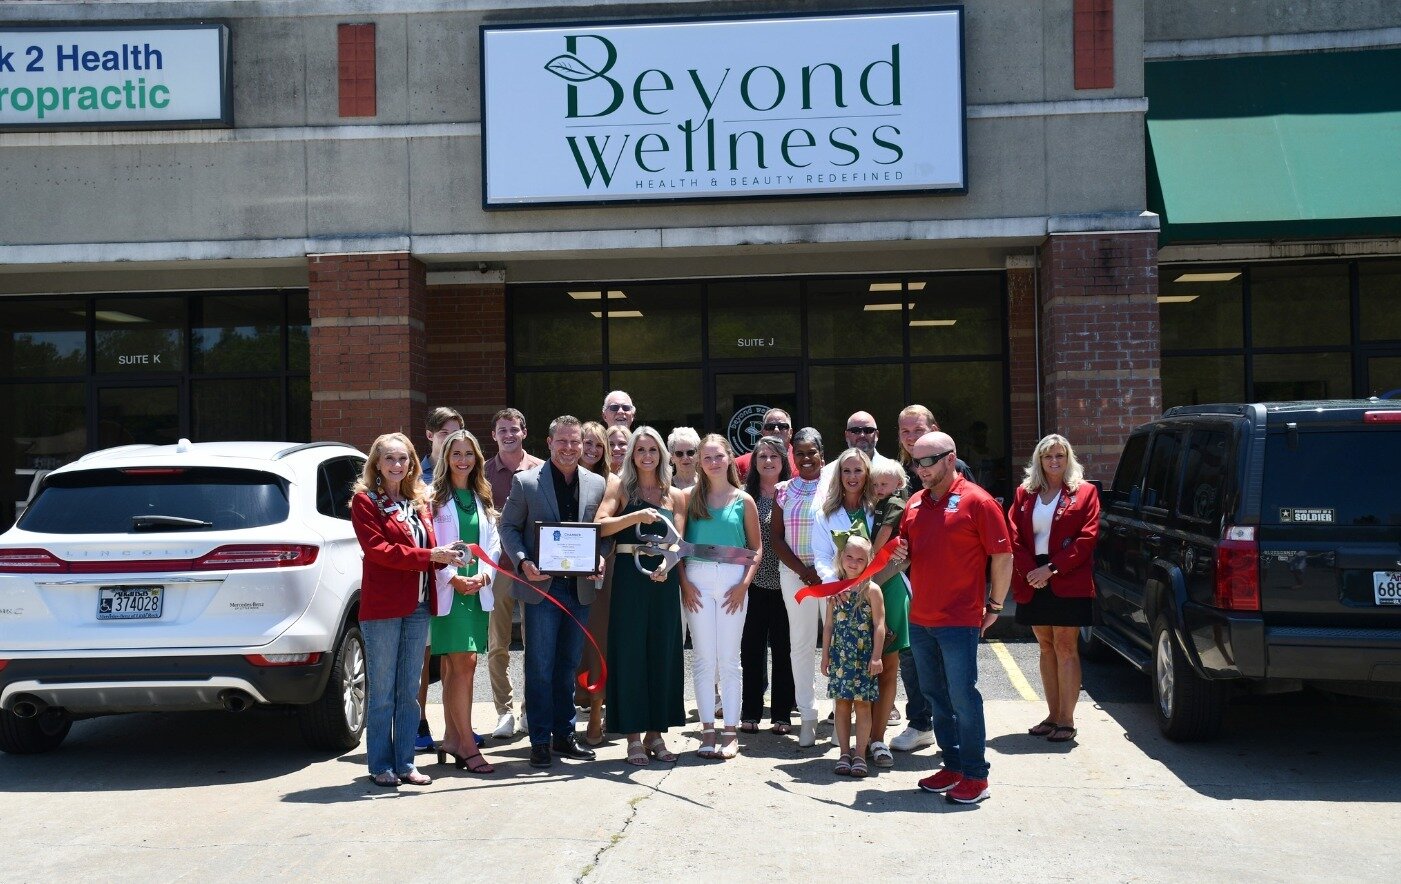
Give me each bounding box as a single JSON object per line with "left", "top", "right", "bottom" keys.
{"left": 770, "top": 722, "right": 792, "bottom": 735}
{"left": 1028, "top": 719, "right": 1057, "bottom": 737}
{"left": 738, "top": 720, "right": 760, "bottom": 733}
{"left": 1047, "top": 725, "right": 1078, "bottom": 743}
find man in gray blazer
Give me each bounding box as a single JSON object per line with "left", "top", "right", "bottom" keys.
{"left": 498, "top": 414, "right": 608, "bottom": 768}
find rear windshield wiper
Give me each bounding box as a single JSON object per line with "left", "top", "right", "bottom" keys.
{"left": 132, "top": 515, "right": 215, "bottom": 532}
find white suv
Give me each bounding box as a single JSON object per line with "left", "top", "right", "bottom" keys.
{"left": 0, "top": 440, "right": 368, "bottom": 754}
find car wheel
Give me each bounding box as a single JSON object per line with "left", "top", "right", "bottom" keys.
{"left": 298, "top": 625, "right": 367, "bottom": 753}
{"left": 1152, "top": 616, "right": 1228, "bottom": 741}
{"left": 0, "top": 707, "right": 72, "bottom": 755}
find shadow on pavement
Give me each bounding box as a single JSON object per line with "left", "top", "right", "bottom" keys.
{"left": 0, "top": 709, "right": 329, "bottom": 792}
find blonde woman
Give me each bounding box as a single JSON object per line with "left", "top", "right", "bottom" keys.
{"left": 810, "top": 448, "right": 880, "bottom": 584}
{"left": 679, "top": 434, "right": 761, "bottom": 759}
{"left": 580, "top": 421, "right": 612, "bottom": 479}
{"left": 606, "top": 424, "right": 630, "bottom": 474}
{"left": 350, "top": 433, "right": 464, "bottom": 787}
{"left": 1006, "top": 434, "right": 1100, "bottom": 744}
{"left": 428, "top": 430, "right": 500, "bottom": 773}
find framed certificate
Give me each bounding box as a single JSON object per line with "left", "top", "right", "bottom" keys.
{"left": 534, "top": 522, "right": 600, "bottom": 576}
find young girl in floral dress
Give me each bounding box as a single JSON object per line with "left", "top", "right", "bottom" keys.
{"left": 821, "top": 535, "right": 887, "bottom": 778}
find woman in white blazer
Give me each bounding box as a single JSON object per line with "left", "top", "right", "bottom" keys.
{"left": 428, "top": 430, "right": 501, "bottom": 774}
{"left": 810, "top": 448, "right": 879, "bottom": 584}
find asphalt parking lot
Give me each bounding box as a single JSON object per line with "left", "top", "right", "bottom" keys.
{"left": 4, "top": 639, "right": 1400, "bottom": 883}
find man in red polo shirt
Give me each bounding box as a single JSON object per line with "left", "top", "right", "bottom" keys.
{"left": 898, "top": 431, "right": 1012, "bottom": 804}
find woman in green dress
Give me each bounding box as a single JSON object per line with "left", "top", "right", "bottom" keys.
{"left": 595, "top": 426, "right": 689, "bottom": 766}
{"left": 429, "top": 429, "right": 499, "bottom": 774}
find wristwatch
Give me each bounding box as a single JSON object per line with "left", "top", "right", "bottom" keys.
{"left": 1048, "top": 564, "right": 1060, "bottom": 576}
{"left": 987, "top": 599, "right": 1005, "bottom": 613}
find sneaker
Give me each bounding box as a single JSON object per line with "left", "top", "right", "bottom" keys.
{"left": 918, "top": 769, "right": 963, "bottom": 793}
{"left": 946, "top": 777, "right": 990, "bottom": 804}
{"left": 414, "top": 720, "right": 435, "bottom": 752}
{"left": 491, "top": 713, "right": 516, "bottom": 740}
{"left": 889, "top": 726, "right": 935, "bottom": 752}
{"left": 518, "top": 711, "right": 528, "bottom": 735}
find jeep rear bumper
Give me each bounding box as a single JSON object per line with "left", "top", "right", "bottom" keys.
{"left": 1181, "top": 603, "right": 1401, "bottom": 685}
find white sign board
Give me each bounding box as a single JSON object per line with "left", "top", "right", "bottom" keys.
{"left": 0, "top": 24, "right": 230, "bottom": 129}
{"left": 481, "top": 8, "right": 965, "bottom": 207}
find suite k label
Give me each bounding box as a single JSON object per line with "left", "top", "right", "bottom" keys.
{"left": 482, "top": 10, "right": 965, "bottom": 206}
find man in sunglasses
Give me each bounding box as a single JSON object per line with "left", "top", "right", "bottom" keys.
{"left": 734, "top": 408, "right": 797, "bottom": 479}
{"left": 817, "top": 411, "right": 897, "bottom": 498}
{"left": 898, "top": 432, "right": 1011, "bottom": 805}
{"left": 601, "top": 390, "right": 636, "bottom": 429}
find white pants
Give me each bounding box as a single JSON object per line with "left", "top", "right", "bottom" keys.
{"left": 781, "top": 565, "right": 825, "bottom": 723}
{"left": 685, "top": 561, "right": 747, "bottom": 727}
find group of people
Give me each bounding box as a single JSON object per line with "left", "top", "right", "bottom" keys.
{"left": 349, "top": 391, "right": 1101, "bottom": 805}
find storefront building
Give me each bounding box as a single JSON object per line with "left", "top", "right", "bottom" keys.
{"left": 1, "top": 1, "right": 1398, "bottom": 529}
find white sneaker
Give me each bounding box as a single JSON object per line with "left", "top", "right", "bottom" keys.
{"left": 889, "top": 726, "right": 935, "bottom": 752}
{"left": 798, "top": 720, "right": 817, "bottom": 748}
{"left": 491, "top": 713, "right": 516, "bottom": 740}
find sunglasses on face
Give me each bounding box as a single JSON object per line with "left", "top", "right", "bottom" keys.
{"left": 672, "top": 449, "right": 696, "bottom": 458}
{"left": 847, "top": 426, "right": 878, "bottom": 435}
{"left": 604, "top": 403, "right": 635, "bottom": 413}
{"left": 762, "top": 421, "right": 791, "bottom": 431}
{"left": 911, "top": 450, "right": 953, "bottom": 468}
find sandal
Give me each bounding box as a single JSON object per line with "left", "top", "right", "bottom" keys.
{"left": 869, "top": 741, "right": 894, "bottom": 768}
{"left": 696, "top": 728, "right": 720, "bottom": 759}
{"left": 1047, "top": 725, "right": 1078, "bottom": 743}
{"left": 834, "top": 753, "right": 852, "bottom": 776}
{"left": 460, "top": 751, "right": 494, "bottom": 774}
{"left": 645, "top": 736, "right": 676, "bottom": 763}
{"left": 849, "top": 756, "right": 869, "bottom": 778}
{"left": 626, "top": 739, "right": 649, "bottom": 766}
{"left": 718, "top": 730, "right": 740, "bottom": 759}
{"left": 371, "top": 771, "right": 400, "bottom": 788}
{"left": 398, "top": 768, "right": 432, "bottom": 786}
{"left": 738, "top": 720, "right": 760, "bottom": 733}
{"left": 1028, "top": 719, "right": 1057, "bottom": 737}
{"left": 770, "top": 722, "right": 792, "bottom": 735}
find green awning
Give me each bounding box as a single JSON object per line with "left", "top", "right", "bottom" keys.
{"left": 1146, "top": 48, "right": 1401, "bottom": 244}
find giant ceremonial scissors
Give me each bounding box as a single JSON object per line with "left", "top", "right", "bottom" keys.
{"left": 625, "top": 512, "right": 758, "bottom": 579}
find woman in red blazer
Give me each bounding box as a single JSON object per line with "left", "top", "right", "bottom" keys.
{"left": 351, "top": 432, "right": 463, "bottom": 787}
{"left": 1007, "top": 434, "right": 1100, "bottom": 744}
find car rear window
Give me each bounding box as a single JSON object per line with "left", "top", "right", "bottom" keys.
{"left": 1262, "top": 428, "right": 1401, "bottom": 526}
{"left": 18, "top": 467, "right": 290, "bottom": 534}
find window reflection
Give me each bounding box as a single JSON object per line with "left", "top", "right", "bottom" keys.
{"left": 1159, "top": 268, "right": 1243, "bottom": 350}
{"left": 908, "top": 275, "right": 1002, "bottom": 357}
{"left": 0, "top": 299, "right": 87, "bottom": 377}
{"left": 1251, "top": 264, "right": 1349, "bottom": 348}
{"left": 807, "top": 278, "right": 902, "bottom": 359}
{"left": 708, "top": 281, "right": 801, "bottom": 359}
{"left": 193, "top": 293, "right": 284, "bottom": 372}
{"left": 606, "top": 284, "right": 702, "bottom": 364}
{"left": 95, "top": 298, "right": 185, "bottom": 373}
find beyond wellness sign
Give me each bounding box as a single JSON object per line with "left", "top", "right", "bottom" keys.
{"left": 0, "top": 24, "right": 229, "bottom": 129}
{"left": 480, "top": 9, "right": 965, "bottom": 207}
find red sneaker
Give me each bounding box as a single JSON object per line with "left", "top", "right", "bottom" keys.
{"left": 946, "top": 777, "right": 990, "bottom": 804}
{"left": 917, "top": 769, "right": 963, "bottom": 793}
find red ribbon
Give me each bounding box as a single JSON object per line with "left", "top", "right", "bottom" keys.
{"left": 465, "top": 543, "right": 607, "bottom": 694}
{"left": 794, "top": 539, "right": 901, "bottom": 603}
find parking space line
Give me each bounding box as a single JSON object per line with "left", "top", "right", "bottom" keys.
{"left": 988, "top": 640, "right": 1039, "bottom": 702}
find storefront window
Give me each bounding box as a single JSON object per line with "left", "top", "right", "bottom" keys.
{"left": 1359, "top": 261, "right": 1401, "bottom": 342}
{"left": 193, "top": 294, "right": 284, "bottom": 373}
{"left": 288, "top": 291, "right": 311, "bottom": 371}
{"left": 708, "top": 281, "right": 802, "bottom": 360}
{"left": 808, "top": 363, "right": 904, "bottom": 456}
{"left": 193, "top": 378, "right": 283, "bottom": 441}
{"left": 514, "top": 370, "right": 604, "bottom": 459}
{"left": 807, "top": 278, "right": 903, "bottom": 359}
{"left": 610, "top": 368, "right": 704, "bottom": 442}
{"left": 1162, "top": 355, "right": 1245, "bottom": 408}
{"left": 908, "top": 274, "right": 1003, "bottom": 357}
{"left": 606, "top": 284, "right": 702, "bottom": 365}
{"left": 1, "top": 382, "right": 86, "bottom": 524}
{"left": 1159, "top": 268, "right": 1243, "bottom": 350}
{"left": 0, "top": 299, "right": 87, "bottom": 378}
{"left": 1251, "top": 263, "right": 1350, "bottom": 348}
{"left": 512, "top": 287, "right": 603, "bottom": 368}
{"left": 1252, "top": 352, "right": 1352, "bottom": 400}
{"left": 95, "top": 297, "right": 185, "bottom": 373}
{"left": 910, "top": 361, "right": 1009, "bottom": 494}
{"left": 97, "top": 385, "right": 182, "bottom": 448}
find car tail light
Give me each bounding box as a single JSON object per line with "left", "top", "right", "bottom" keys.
{"left": 193, "top": 545, "right": 319, "bottom": 570}
{"left": 0, "top": 661, "right": 9, "bottom": 672}
{"left": 1363, "top": 411, "right": 1401, "bottom": 424}
{"left": 1214, "top": 526, "right": 1260, "bottom": 611}
{"left": 245, "top": 653, "right": 323, "bottom": 667}
{"left": 0, "top": 548, "right": 68, "bottom": 573}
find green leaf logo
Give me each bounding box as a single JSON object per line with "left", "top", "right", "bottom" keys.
{"left": 545, "top": 53, "right": 602, "bottom": 82}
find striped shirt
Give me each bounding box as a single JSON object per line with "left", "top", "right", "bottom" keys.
{"left": 775, "top": 475, "right": 822, "bottom": 567}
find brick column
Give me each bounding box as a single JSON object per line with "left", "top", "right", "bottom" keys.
{"left": 426, "top": 278, "right": 507, "bottom": 442}
{"left": 308, "top": 252, "right": 428, "bottom": 448}
{"left": 1039, "top": 231, "right": 1159, "bottom": 482}
{"left": 1006, "top": 257, "right": 1040, "bottom": 468}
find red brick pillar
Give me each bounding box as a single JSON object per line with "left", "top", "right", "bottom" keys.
{"left": 1006, "top": 257, "right": 1040, "bottom": 470}
{"left": 425, "top": 275, "right": 508, "bottom": 442}
{"left": 308, "top": 252, "right": 428, "bottom": 448}
{"left": 1039, "top": 231, "right": 1160, "bottom": 482}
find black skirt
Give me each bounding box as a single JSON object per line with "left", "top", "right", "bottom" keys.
{"left": 1014, "top": 554, "right": 1093, "bottom": 627}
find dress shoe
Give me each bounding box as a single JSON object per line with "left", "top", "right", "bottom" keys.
{"left": 552, "top": 734, "right": 597, "bottom": 761}
{"left": 528, "top": 744, "right": 552, "bottom": 768}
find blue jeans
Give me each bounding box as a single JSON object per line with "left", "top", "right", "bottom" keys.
{"left": 908, "top": 625, "right": 988, "bottom": 779}
{"left": 523, "top": 578, "right": 589, "bottom": 747}
{"left": 899, "top": 647, "right": 932, "bottom": 730}
{"left": 362, "top": 603, "right": 431, "bottom": 776}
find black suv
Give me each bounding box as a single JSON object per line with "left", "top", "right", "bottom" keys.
{"left": 1087, "top": 400, "right": 1401, "bottom": 740}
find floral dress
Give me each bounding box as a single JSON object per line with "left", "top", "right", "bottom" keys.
{"left": 826, "top": 585, "right": 878, "bottom": 702}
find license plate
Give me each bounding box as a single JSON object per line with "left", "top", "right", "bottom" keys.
{"left": 1375, "top": 572, "right": 1401, "bottom": 606}
{"left": 97, "top": 586, "right": 164, "bottom": 621}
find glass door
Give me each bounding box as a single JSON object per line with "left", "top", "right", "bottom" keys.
{"left": 96, "top": 384, "right": 183, "bottom": 449}
{"left": 711, "top": 370, "right": 799, "bottom": 456}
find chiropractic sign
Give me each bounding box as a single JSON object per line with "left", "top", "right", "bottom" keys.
{"left": 0, "top": 24, "right": 230, "bottom": 129}
{"left": 481, "top": 8, "right": 965, "bottom": 207}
